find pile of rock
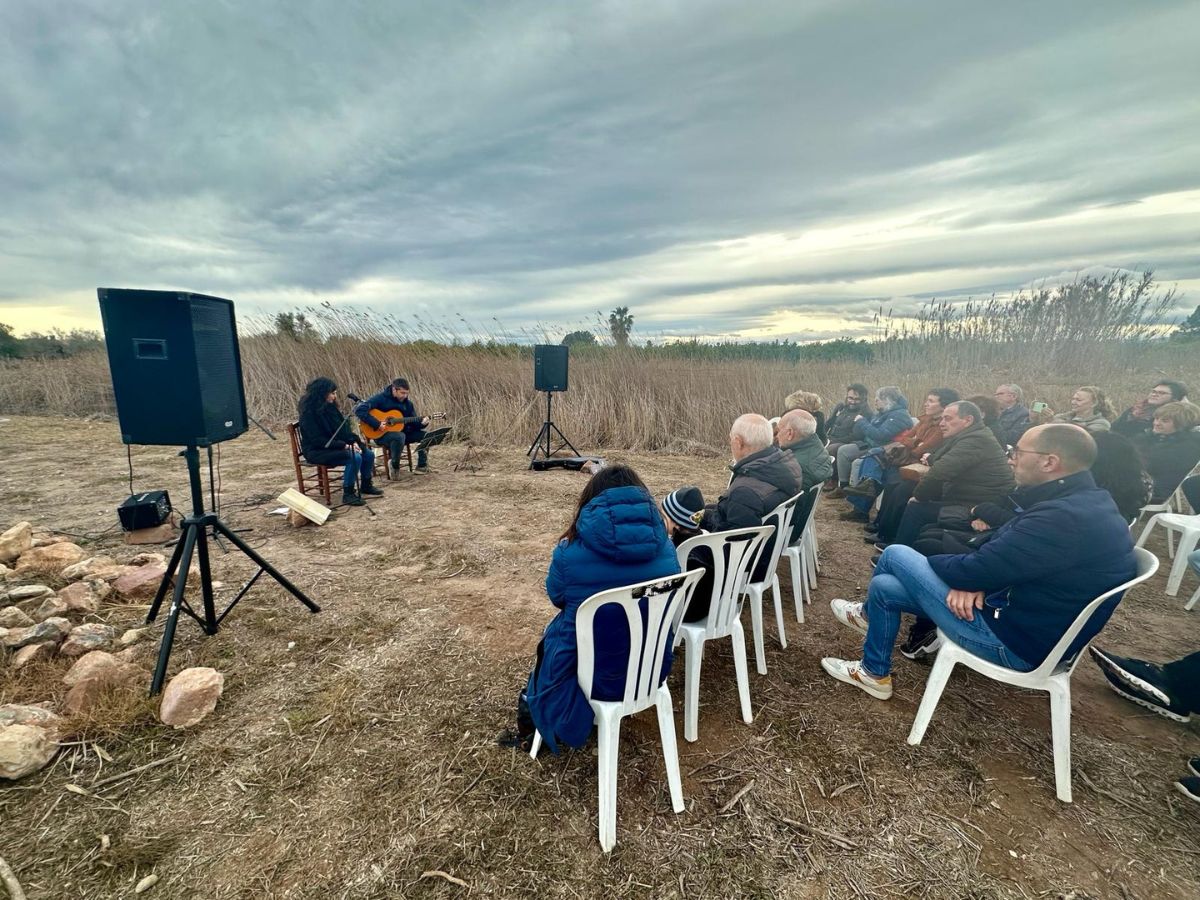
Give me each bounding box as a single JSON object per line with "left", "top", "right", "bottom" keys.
{"left": 2, "top": 521, "right": 224, "bottom": 781}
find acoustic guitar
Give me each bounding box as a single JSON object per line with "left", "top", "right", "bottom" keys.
{"left": 359, "top": 409, "right": 447, "bottom": 441}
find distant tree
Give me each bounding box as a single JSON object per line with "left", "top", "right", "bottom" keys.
{"left": 274, "top": 311, "right": 317, "bottom": 341}
{"left": 0, "top": 322, "right": 19, "bottom": 358}
{"left": 562, "top": 330, "right": 597, "bottom": 347}
{"left": 1174, "top": 304, "right": 1200, "bottom": 341}
{"left": 608, "top": 306, "right": 634, "bottom": 347}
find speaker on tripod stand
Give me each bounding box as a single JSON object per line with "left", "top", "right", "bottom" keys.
{"left": 98, "top": 288, "right": 320, "bottom": 694}
{"left": 527, "top": 344, "right": 581, "bottom": 468}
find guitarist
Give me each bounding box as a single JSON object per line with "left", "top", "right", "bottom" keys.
{"left": 355, "top": 377, "right": 433, "bottom": 476}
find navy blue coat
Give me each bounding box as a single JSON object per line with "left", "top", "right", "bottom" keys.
{"left": 355, "top": 388, "right": 422, "bottom": 437}
{"left": 525, "top": 486, "right": 681, "bottom": 753}
{"left": 853, "top": 402, "right": 913, "bottom": 448}
{"left": 928, "top": 471, "right": 1136, "bottom": 669}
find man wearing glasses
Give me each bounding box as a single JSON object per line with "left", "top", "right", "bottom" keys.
{"left": 993, "top": 384, "right": 1032, "bottom": 448}
{"left": 1112, "top": 381, "right": 1189, "bottom": 439}
{"left": 821, "top": 424, "right": 1136, "bottom": 700}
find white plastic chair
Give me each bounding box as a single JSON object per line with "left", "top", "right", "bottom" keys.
{"left": 673, "top": 526, "right": 773, "bottom": 742}
{"left": 781, "top": 484, "right": 822, "bottom": 622}
{"left": 745, "top": 490, "right": 805, "bottom": 675}
{"left": 907, "top": 547, "right": 1158, "bottom": 802}
{"left": 529, "top": 569, "right": 703, "bottom": 852}
{"left": 1135, "top": 512, "right": 1200, "bottom": 599}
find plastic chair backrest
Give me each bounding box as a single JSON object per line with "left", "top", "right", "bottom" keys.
{"left": 575, "top": 570, "right": 703, "bottom": 709}
{"left": 753, "top": 490, "right": 805, "bottom": 583}
{"left": 675, "top": 526, "right": 773, "bottom": 638}
{"left": 1037, "top": 546, "right": 1158, "bottom": 678}
{"left": 787, "top": 484, "right": 822, "bottom": 547}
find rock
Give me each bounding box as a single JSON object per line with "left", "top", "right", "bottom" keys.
{"left": 0, "top": 521, "right": 33, "bottom": 565}
{"left": 32, "top": 535, "right": 70, "bottom": 547}
{"left": 119, "top": 627, "right": 151, "bottom": 648}
{"left": 287, "top": 510, "right": 312, "bottom": 528}
{"left": 59, "top": 623, "right": 118, "bottom": 657}
{"left": 0, "top": 703, "right": 62, "bottom": 733}
{"left": 1, "top": 617, "right": 72, "bottom": 650}
{"left": 0, "top": 607, "right": 34, "bottom": 629}
{"left": 113, "top": 565, "right": 168, "bottom": 601}
{"left": 11, "top": 643, "right": 53, "bottom": 668}
{"left": 0, "top": 563, "right": 10, "bottom": 577}
{"left": 3, "top": 584, "right": 53, "bottom": 604}
{"left": 158, "top": 667, "right": 224, "bottom": 729}
{"left": 62, "top": 662, "right": 147, "bottom": 715}
{"left": 63, "top": 650, "right": 123, "bottom": 686}
{"left": 57, "top": 580, "right": 105, "bottom": 615}
{"left": 13, "top": 542, "right": 85, "bottom": 575}
{"left": 60, "top": 555, "right": 120, "bottom": 582}
{"left": 32, "top": 595, "right": 70, "bottom": 622}
{"left": 0, "top": 723, "right": 57, "bottom": 779}
{"left": 129, "top": 552, "right": 167, "bottom": 568}
{"left": 123, "top": 523, "right": 176, "bottom": 545}
{"left": 115, "top": 646, "right": 147, "bottom": 664}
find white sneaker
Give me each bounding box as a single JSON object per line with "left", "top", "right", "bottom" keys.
{"left": 830, "top": 598, "right": 869, "bottom": 635}
{"left": 820, "top": 657, "right": 893, "bottom": 700}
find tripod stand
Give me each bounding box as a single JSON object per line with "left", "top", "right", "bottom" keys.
{"left": 145, "top": 445, "right": 320, "bottom": 695}
{"left": 527, "top": 390, "right": 579, "bottom": 467}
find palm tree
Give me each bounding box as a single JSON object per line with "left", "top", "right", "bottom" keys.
{"left": 608, "top": 307, "right": 634, "bottom": 347}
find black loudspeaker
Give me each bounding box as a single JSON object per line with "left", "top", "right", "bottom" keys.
{"left": 98, "top": 288, "right": 248, "bottom": 446}
{"left": 534, "top": 344, "right": 569, "bottom": 392}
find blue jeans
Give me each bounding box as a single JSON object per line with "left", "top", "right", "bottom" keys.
{"left": 342, "top": 446, "right": 375, "bottom": 489}
{"left": 862, "top": 545, "right": 1031, "bottom": 677}
{"left": 848, "top": 453, "right": 889, "bottom": 513}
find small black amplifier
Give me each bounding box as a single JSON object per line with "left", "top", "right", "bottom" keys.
{"left": 118, "top": 490, "right": 172, "bottom": 532}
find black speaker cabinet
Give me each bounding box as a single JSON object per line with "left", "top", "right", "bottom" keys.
{"left": 534, "top": 344, "right": 569, "bottom": 392}
{"left": 98, "top": 288, "right": 248, "bottom": 446}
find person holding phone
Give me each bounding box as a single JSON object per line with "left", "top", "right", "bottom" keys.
{"left": 1041, "top": 386, "right": 1114, "bottom": 433}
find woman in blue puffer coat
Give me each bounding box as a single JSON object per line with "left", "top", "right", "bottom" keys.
{"left": 506, "top": 465, "right": 681, "bottom": 754}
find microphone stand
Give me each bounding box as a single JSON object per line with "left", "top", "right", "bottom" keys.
{"left": 323, "top": 394, "right": 376, "bottom": 517}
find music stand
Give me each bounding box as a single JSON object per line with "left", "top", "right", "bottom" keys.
{"left": 417, "top": 426, "right": 451, "bottom": 459}
{"left": 454, "top": 442, "right": 486, "bottom": 473}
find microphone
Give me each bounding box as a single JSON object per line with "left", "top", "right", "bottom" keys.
{"left": 347, "top": 393, "right": 362, "bottom": 403}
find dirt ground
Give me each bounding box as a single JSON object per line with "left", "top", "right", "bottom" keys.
{"left": 1, "top": 415, "right": 1198, "bottom": 900}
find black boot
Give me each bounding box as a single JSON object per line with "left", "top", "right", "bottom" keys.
{"left": 341, "top": 486, "right": 364, "bottom": 507}
{"left": 361, "top": 478, "right": 384, "bottom": 496}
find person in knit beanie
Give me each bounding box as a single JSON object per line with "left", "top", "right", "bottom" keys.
{"left": 661, "top": 487, "right": 716, "bottom": 623}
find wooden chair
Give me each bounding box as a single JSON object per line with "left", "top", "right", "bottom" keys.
{"left": 288, "top": 423, "right": 389, "bottom": 504}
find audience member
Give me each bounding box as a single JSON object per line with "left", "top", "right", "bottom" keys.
{"left": 844, "top": 388, "right": 958, "bottom": 509}
{"left": 1112, "top": 381, "right": 1189, "bottom": 438}
{"left": 830, "top": 386, "right": 910, "bottom": 501}
{"left": 701, "top": 414, "right": 803, "bottom": 580}
{"left": 1089, "top": 645, "right": 1200, "bottom": 804}
{"left": 825, "top": 384, "right": 871, "bottom": 474}
{"left": 1133, "top": 401, "right": 1200, "bottom": 502}
{"left": 993, "top": 384, "right": 1031, "bottom": 447}
{"left": 660, "top": 487, "right": 715, "bottom": 623}
{"left": 784, "top": 390, "right": 828, "bottom": 444}
{"left": 777, "top": 409, "right": 833, "bottom": 490}
{"left": 512, "top": 465, "right": 680, "bottom": 753}
{"left": 1047, "top": 385, "right": 1114, "bottom": 433}
{"left": 966, "top": 394, "right": 1006, "bottom": 446}
{"left": 821, "top": 424, "right": 1136, "bottom": 699}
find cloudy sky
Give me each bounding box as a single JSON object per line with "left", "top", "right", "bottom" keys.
{"left": 2, "top": 0, "right": 1198, "bottom": 342}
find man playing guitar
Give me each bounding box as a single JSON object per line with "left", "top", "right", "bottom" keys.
{"left": 355, "top": 377, "right": 435, "bottom": 476}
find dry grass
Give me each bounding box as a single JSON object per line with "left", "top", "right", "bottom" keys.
{"left": 2, "top": 416, "right": 1199, "bottom": 899}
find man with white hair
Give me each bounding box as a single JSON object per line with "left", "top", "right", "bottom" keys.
{"left": 777, "top": 408, "right": 833, "bottom": 490}
{"left": 993, "top": 384, "right": 1031, "bottom": 447}
{"left": 700, "top": 413, "right": 804, "bottom": 579}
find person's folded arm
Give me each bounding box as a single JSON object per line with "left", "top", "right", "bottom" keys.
{"left": 927, "top": 507, "right": 1082, "bottom": 592}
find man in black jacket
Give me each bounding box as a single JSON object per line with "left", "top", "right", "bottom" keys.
{"left": 354, "top": 377, "right": 433, "bottom": 475}
{"left": 701, "top": 413, "right": 804, "bottom": 580}
{"left": 993, "top": 384, "right": 1031, "bottom": 448}
{"left": 824, "top": 383, "right": 870, "bottom": 475}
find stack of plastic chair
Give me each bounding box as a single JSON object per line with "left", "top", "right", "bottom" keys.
{"left": 781, "top": 484, "right": 822, "bottom": 622}
{"left": 744, "top": 490, "right": 806, "bottom": 674}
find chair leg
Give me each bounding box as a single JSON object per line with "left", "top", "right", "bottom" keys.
{"left": 655, "top": 686, "right": 685, "bottom": 815}
{"left": 529, "top": 731, "right": 542, "bottom": 759}
{"left": 771, "top": 574, "right": 787, "bottom": 649}
{"left": 787, "top": 548, "right": 805, "bottom": 624}
{"left": 730, "top": 620, "right": 753, "bottom": 725}
{"left": 595, "top": 706, "right": 622, "bottom": 852}
{"left": 1134, "top": 514, "right": 1160, "bottom": 548}
{"left": 1165, "top": 531, "right": 1200, "bottom": 596}
{"left": 805, "top": 528, "right": 819, "bottom": 586}
{"left": 1186, "top": 582, "right": 1200, "bottom": 612}
{"left": 682, "top": 632, "right": 705, "bottom": 743}
{"left": 907, "top": 647, "right": 957, "bottom": 745}
{"left": 1048, "top": 681, "right": 1074, "bottom": 803}
{"left": 747, "top": 585, "right": 767, "bottom": 675}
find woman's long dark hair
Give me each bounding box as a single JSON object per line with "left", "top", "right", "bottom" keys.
{"left": 559, "top": 464, "right": 649, "bottom": 543}
{"left": 1091, "top": 431, "right": 1152, "bottom": 521}
{"left": 299, "top": 377, "right": 337, "bottom": 419}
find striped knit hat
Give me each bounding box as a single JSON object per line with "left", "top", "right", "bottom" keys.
{"left": 663, "top": 486, "right": 705, "bottom": 530}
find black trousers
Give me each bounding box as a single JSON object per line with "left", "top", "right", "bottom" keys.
{"left": 895, "top": 501, "right": 968, "bottom": 548}
{"left": 875, "top": 480, "right": 917, "bottom": 542}
{"left": 1165, "top": 651, "right": 1200, "bottom": 712}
